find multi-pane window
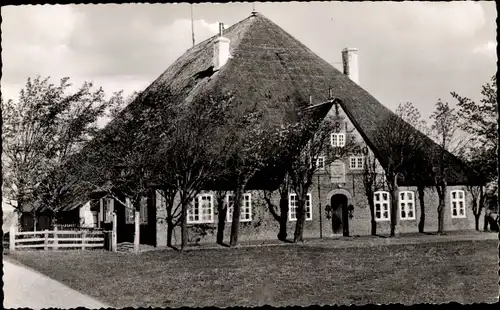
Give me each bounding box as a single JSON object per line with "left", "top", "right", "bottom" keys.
{"left": 125, "top": 198, "right": 134, "bottom": 224}
{"left": 399, "top": 191, "right": 416, "bottom": 220}
{"left": 140, "top": 196, "right": 148, "bottom": 224}
{"left": 289, "top": 193, "right": 312, "bottom": 221}
{"left": 226, "top": 193, "right": 252, "bottom": 222}
{"left": 331, "top": 133, "right": 346, "bottom": 147}
{"left": 188, "top": 194, "right": 214, "bottom": 224}
{"left": 450, "top": 190, "right": 466, "bottom": 218}
{"left": 103, "top": 198, "right": 114, "bottom": 223}
{"left": 349, "top": 156, "right": 364, "bottom": 169}
{"left": 374, "top": 191, "right": 390, "bottom": 221}
{"left": 316, "top": 156, "right": 325, "bottom": 170}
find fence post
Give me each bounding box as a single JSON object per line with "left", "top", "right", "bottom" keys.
{"left": 53, "top": 226, "right": 59, "bottom": 250}
{"left": 9, "top": 225, "right": 16, "bottom": 251}
{"left": 44, "top": 229, "right": 49, "bottom": 251}
{"left": 112, "top": 212, "right": 117, "bottom": 252}
{"left": 82, "top": 231, "right": 86, "bottom": 250}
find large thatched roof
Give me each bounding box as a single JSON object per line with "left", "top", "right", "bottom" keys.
{"left": 64, "top": 12, "right": 481, "bottom": 200}
{"left": 134, "top": 11, "right": 478, "bottom": 186}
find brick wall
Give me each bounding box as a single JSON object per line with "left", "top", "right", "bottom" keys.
{"left": 154, "top": 102, "right": 480, "bottom": 246}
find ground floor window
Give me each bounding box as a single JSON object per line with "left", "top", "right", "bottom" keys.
{"left": 374, "top": 191, "right": 390, "bottom": 221}
{"left": 399, "top": 191, "right": 416, "bottom": 220}
{"left": 226, "top": 193, "right": 252, "bottom": 222}
{"left": 188, "top": 194, "right": 214, "bottom": 224}
{"left": 450, "top": 190, "right": 466, "bottom": 218}
{"left": 289, "top": 193, "right": 312, "bottom": 221}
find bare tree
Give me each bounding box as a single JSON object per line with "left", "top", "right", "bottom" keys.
{"left": 226, "top": 110, "right": 280, "bottom": 247}
{"left": 362, "top": 153, "right": 385, "bottom": 236}
{"left": 261, "top": 173, "right": 291, "bottom": 242}
{"left": 395, "top": 101, "right": 431, "bottom": 233}
{"left": 373, "top": 114, "right": 425, "bottom": 237}
{"left": 284, "top": 102, "right": 353, "bottom": 242}
{"left": 429, "top": 99, "right": 459, "bottom": 234}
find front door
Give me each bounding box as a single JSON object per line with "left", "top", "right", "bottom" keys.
{"left": 330, "top": 194, "right": 349, "bottom": 237}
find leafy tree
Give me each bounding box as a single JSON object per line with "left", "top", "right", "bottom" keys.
{"left": 373, "top": 114, "right": 426, "bottom": 237}
{"left": 1, "top": 76, "right": 117, "bottom": 227}
{"left": 451, "top": 75, "right": 497, "bottom": 230}
{"left": 429, "top": 99, "right": 459, "bottom": 234}
{"left": 395, "top": 102, "right": 431, "bottom": 233}
{"left": 451, "top": 75, "right": 497, "bottom": 181}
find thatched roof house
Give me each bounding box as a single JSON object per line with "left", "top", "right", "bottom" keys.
{"left": 61, "top": 12, "right": 481, "bottom": 207}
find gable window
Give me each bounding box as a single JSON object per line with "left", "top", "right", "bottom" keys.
{"left": 316, "top": 156, "right": 325, "bottom": 170}
{"left": 374, "top": 191, "right": 390, "bottom": 221}
{"left": 125, "top": 198, "right": 134, "bottom": 224}
{"left": 103, "top": 198, "right": 114, "bottom": 223}
{"left": 188, "top": 194, "right": 214, "bottom": 224}
{"left": 331, "top": 133, "right": 346, "bottom": 147}
{"left": 226, "top": 193, "right": 252, "bottom": 222}
{"left": 349, "top": 156, "right": 364, "bottom": 170}
{"left": 140, "top": 196, "right": 148, "bottom": 224}
{"left": 289, "top": 193, "right": 312, "bottom": 221}
{"left": 399, "top": 191, "right": 416, "bottom": 220}
{"left": 450, "top": 190, "right": 466, "bottom": 218}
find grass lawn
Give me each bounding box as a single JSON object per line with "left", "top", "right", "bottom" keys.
{"left": 6, "top": 239, "right": 499, "bottom": 308}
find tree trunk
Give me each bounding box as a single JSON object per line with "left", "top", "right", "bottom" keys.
{"left": 417, "top": 186, "right": 425, "bottom": 233}
{"left": 180, "top": 193, "right": 188, "bottom": 251}
{"left": 389, "top": 177, "right": 398, "bottom": 237}
{"left": 368, "top": 198, "right": 376, "bottom": 236}
{"left": 293, "top": 190, "right": 307, "bottom": 243}
{"left": 278, "top": 197, "right": 289, "bottom": 241}
{"left": 166, "top": 219, "right": 174, "bottom": 248}
{"left": 483, "top": 212, "right": 489, "bottom": 231}
{"left": 230, "top": 184, "right": 245, "bottom": 247}
{"left": 216, "top": 195, "right": 227, "bottom": 245}
{"left": 474, "top": 213, "right": 480, "bottom": 231}
{"left": 437, "top": 191, "right": 445, "bottom": 234}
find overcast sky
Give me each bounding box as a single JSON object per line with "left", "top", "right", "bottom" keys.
{"left": 1, "top": 2, "right": 496, "bottom": 120}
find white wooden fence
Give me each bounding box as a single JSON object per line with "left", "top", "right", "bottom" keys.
{"left": 9, "top": 226, "right": 105, "bottom": 251}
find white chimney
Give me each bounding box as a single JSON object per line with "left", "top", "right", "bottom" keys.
{"left": 342, "top": 48, "right": 359, "bottom": 84}
{"left": 213, "top": 23, "right": 230, "bottom": 71}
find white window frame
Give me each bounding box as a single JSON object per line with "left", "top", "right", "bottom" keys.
{"left": 399, "top": 191, "right": 416, "bottom": 220}
{"left": 188, "top": 194, "right": 215, "bottom": 224}
{"left": 374, "top": 191, "right": 390, "bottom": 221}
{"left": 349, "top": 156, "right": 364, "bottom": 170}
{"left": 450, "top": 190, "right": 466, "bottom": 219}
{"left": 331, "top": 133, "right": 346, "bottom": 147}
{"left": 226, "top": 193, "right": 252, "bottom": 222}
{"left": 289, "top": 193, "right": 312, "bottom": 221}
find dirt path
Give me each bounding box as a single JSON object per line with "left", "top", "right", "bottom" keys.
{"left": 3, "top": 259, "right": 110, "bottom": 309}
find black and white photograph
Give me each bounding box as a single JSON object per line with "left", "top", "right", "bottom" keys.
{"left": 1, "top": 1, "right": 498, "bottom": 309}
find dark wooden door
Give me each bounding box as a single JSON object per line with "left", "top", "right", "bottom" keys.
{"left": 331, "top": 194, "right": 349, "bottom": 236}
